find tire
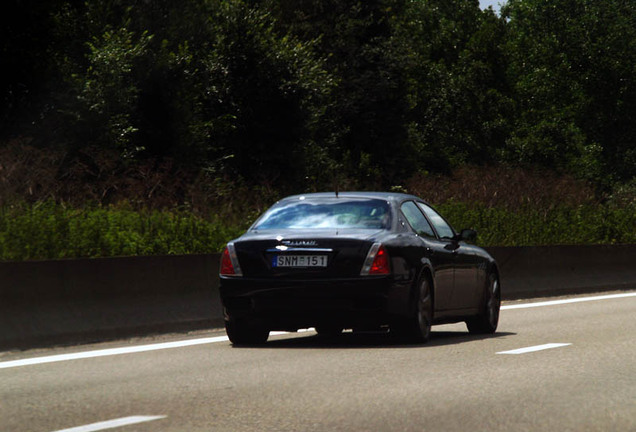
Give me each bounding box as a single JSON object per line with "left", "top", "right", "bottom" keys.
{"left": 225, "top": 318, "right": 269, "bottom": 346}
{"left": 315, "top": 325, "right": 343, "bottom": 338}
{"left": 391, "top": 276, "right": 433, "bottom": 343}
{"left": 466, "top": 272, "right": 501, "bottom": 334}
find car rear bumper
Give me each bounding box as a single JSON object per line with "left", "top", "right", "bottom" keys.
{"left": 219, "top": 276, "right": 410, "bottom": 330}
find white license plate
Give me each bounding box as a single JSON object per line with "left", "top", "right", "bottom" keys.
{"left": 273, "top": 255, "right": 327, "bottom": 268}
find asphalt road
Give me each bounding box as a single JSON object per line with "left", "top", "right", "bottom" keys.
{"left": 1, "top": 291, "right": 635, "bottom": 432}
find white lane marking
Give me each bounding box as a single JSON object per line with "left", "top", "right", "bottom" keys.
{"left": 0, "top": 330, "right": 307, "bottom": 370}
{"left": 50, "top": 415, "right": 166, "bottom": 432}
{"left": 501, "top": 292, "right": 636, "bottom": 310}
{"left": 0, "top": 336, "right": 229, "bottom": 369}
{"left": 0, "top": 292, "right": 633, "bottom": 370}
{"left": 497, "top": 343, "right": 572, "bottom": 355}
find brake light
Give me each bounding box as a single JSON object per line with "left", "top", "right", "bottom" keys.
{"left": 361, "top": 243, "right": 391, "bottom": 275}
{"left": 220, "top": 248, "right": 234, "bottom": 275}
{"left": 220, "top": 243, "right": 243, "bottom": 276}
{"left": 370, "top": 245, "right": 390, "bottom": 274}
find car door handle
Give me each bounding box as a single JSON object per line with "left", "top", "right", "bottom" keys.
{"left": 444, "top": 243, "right": 460, "bottom": 253}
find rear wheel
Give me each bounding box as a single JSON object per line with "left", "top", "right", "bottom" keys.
{"left": 225, "top": 318, "right": 269, "bottom": 346}
{"left": 466, "top": 272, "right": 500, "bottom": 334}
{"left": 391, "top": 277, "right": 433, "bottom": 343}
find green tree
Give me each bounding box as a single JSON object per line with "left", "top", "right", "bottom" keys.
{"left": 503, "top": 0, "right": 636, "bottom": 186}
{"left": 396, "top": 0, "right": 513, "bottom": 173}
{"left": 41, "top": 0, "right": 332, "bottom": 192}
{"left": 261, "top": 0, "right": 417, "bottom": 186}
{"left": 201, "top": 1, "right": 333, "bottom": 188}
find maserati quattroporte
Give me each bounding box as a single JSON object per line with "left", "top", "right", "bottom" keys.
{"left": 219, "top": 192, "right": 500, "bottom": 345}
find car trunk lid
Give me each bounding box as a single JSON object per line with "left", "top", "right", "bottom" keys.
{"left": 234, "top": 229, "right": 384, "bottom": 279}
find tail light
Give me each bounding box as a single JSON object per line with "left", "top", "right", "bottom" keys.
{"left": 220, "top": 243, "right": 243, "bottom": 276}
{"left": 360, "top": 243, "right": 390, "bottom": 276}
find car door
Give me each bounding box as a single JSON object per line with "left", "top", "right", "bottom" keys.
{"left": 455, "top": 243, "right": 487, "bottom": 309}
{"left": 400, "top": 201, "right": 455, "bottom": 311}
{"left": 417, "top": 202, "right": 478, "bottom": 310}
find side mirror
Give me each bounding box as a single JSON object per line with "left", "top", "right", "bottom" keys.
{"left": 458, "top": 229, "right": 477, "bottom": 243}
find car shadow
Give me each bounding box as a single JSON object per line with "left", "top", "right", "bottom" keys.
{"left": 240, "top": 330, "right": 516, "bottom": 349}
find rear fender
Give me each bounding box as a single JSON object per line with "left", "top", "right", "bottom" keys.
{"left": 487, "top": 261, "right": 501, "bottom": 293}
{"left": 407, "top": 264, "right": 435, "bottom": 316}
{"left": 489, "top": 261, "right": 500, "bottom": 281}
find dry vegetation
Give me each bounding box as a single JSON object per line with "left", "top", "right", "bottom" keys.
{"left": 407, "top": 165, "right": 598, "bottom": 209}
{"left": 0, "top": 141, "right": 279, "bottom": 220}
{"left": 1, "top": 141, "right": 601, "bottom": 212}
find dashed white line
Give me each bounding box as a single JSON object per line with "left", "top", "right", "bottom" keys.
{"left": 497, "top": 343, "right": 572, "bottom": 355}
{"left": 50, "top": 415, "right": 166, "bottom": 432}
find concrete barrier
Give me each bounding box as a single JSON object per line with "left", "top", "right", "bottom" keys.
{"left": 0, "top": 254, "right": 223, "bottom": 350}
{"left": 1, "top": 245, "right": 635, "bottom": 349}
{"left": 486, "top": 245, "right": 636, "bottom": 299}
{"left": 0, "top": 254, "right": 220, "bottom": 300}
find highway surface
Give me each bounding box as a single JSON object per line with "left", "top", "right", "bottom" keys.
{"left": 1, "top": 291, "right": 635, "bottom": 432}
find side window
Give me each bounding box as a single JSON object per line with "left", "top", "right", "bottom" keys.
{"left": 417, "top": 202, "right": 455, "bottom": 239}
{"left": 400, "top": 201, "right": 436, "bottom": 238}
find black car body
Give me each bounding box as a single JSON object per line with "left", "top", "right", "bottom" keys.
{"left": 219, "top": 192, "right": 500, "bottom": 345}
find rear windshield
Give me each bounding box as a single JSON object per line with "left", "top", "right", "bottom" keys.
{"left": 252, "top": 198, "right": 391, "bottom": 230}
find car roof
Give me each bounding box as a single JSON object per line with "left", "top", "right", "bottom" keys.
{"left": 279, "top": 191, "right": 428, "bottom": 204}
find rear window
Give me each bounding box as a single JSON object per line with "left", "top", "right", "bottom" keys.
{"left": 252, "top": 198, "right": 391, "bottom": 230}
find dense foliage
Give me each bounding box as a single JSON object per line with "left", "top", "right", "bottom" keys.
{"left": 1, "top": 0, "right": 635, "bottom": 258}
{"left": 1, "top": 199, "right": 634, "bottom": 260}
{"left": 0, "top": 202, "right": 244, "bottom": 260}
{"left": 3, "top": 0, "right": 635, "bottom": 191}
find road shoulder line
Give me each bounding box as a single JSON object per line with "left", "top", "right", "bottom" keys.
{"left": 501, "top": 292, "right": 636, "bottom": 310}
{"left": 1, "top": 292, "right": 633, "bottom": 369}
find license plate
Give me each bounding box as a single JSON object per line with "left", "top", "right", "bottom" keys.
{"left": 273, "top": 255, "right": 327, "bottom": 268}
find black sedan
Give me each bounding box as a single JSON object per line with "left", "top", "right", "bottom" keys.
{"left": 219, "top": 192, "right": 500, "bottom": 345}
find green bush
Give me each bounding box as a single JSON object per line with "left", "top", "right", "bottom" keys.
{"left": 0, "top": 202, "right": 244, "bottom": 261}
{"left": 0, "top": 201, "right": 634, "bottom": 261}
{"left": 438, "top": 201, "right": 636, "bottom": 246}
